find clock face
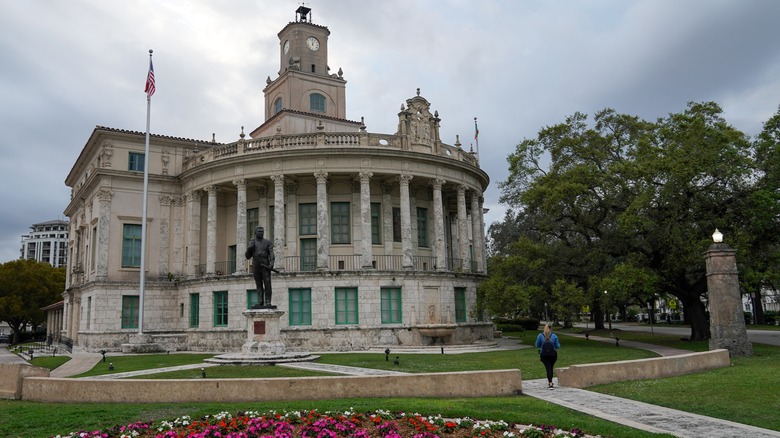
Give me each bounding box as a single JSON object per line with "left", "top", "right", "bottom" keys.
{"left": 306, "top": 36, "right": 320, "bottom": 51}
{"left": 283, "top": 40, "right": 289, "bottom": 54}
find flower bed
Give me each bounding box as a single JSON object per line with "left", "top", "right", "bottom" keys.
{"left": 54, "top": 409, "right": 590, "bottom": 438}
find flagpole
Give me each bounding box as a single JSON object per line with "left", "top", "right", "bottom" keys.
{"left": 139, "top": 49, "right": 154, "bottom": 335}
{"left": 474, "top": 117, "right": 480, "bottom": 163}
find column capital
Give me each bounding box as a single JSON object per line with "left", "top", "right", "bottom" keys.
{"left": 358, "top": 172, "right": 373, "bottom": 183}
{"left": 187, "top": 190, "right": 202, "bottom": 203}
{"left": 314, "top": 171, "right": 329, "bottom": 184}
{"left": 457, "top": 184, "right": 467, "bottom": 195}
{"left": 270, "top": 174, "right": 285, "bottom": 185}
{"left": 255, "top": 184, "right": 268, "bottom": 197}
{"left": 285, "top": 182, "right": 298, "bottom": 194}
{"left": 232, "top": 179, "right": 247, "bottom": 191}
{"left": 380, "top": 182, "right": 394, "bottom": 195}
{"left": 397, "top": 174, "right": 413, "bottom": 186}
{"left": 429, "top": 178, "right": 446, "bottom": 190}
{"left": 96, "top": 188, "right": 113, "bottom": 203}
{"left": 204, "top": 185, "right": 220, "bottom": 196}
{"left": 158, "top": 194, "right": 174, "bottom": 207}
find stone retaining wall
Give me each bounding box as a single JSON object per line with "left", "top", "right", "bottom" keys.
{"left": 555, "top": 349, "right": 730, "bottom": 388}
{"left": 21, "top": 369, "right": 522, "bottom": 403}
{"left": 0, "top": 364, "right": 49, "bottom": 400}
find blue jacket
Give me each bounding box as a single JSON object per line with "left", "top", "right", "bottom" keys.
{"left": 535, "top": 332, "right": 560, "bottom": 353}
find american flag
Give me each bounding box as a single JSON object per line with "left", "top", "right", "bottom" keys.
{"left": 145, "top": 57, "right": 156, "bottom": 98}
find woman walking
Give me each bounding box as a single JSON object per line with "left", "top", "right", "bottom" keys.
{"left": 535, "top": 323, "right": 560, "bottom": 389}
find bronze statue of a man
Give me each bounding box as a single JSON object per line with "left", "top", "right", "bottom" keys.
{"left": 245, "top": 226, "right": 275, "bottom": 308}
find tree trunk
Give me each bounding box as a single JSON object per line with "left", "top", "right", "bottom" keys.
{"left": 680, "top": 294, "right": 710, "bottom": 341}
{"left": 594, "top": 308, "right": 606, "bottom": 330}
{"left": 752, "top": 290, "right": 765, "bottom": 325}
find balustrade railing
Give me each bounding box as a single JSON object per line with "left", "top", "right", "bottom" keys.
{"left": 191, "top": 254, "right": 478, "bottom": 277}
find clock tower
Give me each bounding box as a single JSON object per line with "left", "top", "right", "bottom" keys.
{"left": 251, "top": 6, "right": 358, "bottom": 138}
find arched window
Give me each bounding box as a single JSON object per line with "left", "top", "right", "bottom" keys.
{"left": 310, "top": 93, "right": 326, "bottom": 112}
{"left": 273, "top": 97, "right": 282, "bottom": 114}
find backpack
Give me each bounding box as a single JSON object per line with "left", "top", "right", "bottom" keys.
{"left": 540, "top": 335, "right": 556, "bottom": 357}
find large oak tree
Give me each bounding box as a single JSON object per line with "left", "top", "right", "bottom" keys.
{"left": 489, "top": 102, "right": 780, "bottom": 340}
{"left": 0, "top": 259, "right": 65, "bottom": 344}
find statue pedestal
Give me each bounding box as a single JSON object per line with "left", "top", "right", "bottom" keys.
{"left": 241, "top": 309, "right": 286, "bottom": 355}
{"left": 205, "top": 309, "right": 318, "bottom": 365}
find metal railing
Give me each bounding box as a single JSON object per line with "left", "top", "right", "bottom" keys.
{"left": 372, "top": 255, "right": 404, "bottom": 271}
{"left": 413, "top": 256, "right": 437, "bottom": 271}
{"left": 329, "top": 255, "right": 362, "bottom": 271}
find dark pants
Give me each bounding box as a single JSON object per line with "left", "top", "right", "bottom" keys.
{"left": 252, "top": 259, "right": 272, "bottom": 306}
{"left": 540, "top": 353, "right": 557, "bottom": 383}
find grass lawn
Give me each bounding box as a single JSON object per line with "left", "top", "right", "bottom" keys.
{"left": 138, "top": 364, "right": 336, "bottom": 379}
{"left": 4, "top": 328, "right": 775, "bottom": 436}
{"left": 590, "top": 342, "right": 780, "bottom": 432}
{"left": 29, "top": 355, "right": 70, "bottom": 370}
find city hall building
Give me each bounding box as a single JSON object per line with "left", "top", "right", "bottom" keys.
{"left": 59, "top": 7, "right": 491, "bottom": 353}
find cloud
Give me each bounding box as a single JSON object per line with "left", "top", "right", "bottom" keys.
{"left": 1, "top": 0, "right": 779, "bottom": 263}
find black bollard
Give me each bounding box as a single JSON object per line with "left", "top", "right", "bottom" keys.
{"left": 393, "top": 356, "right": 399, "bottom": 366}
{"left": 385, "top": 348, "right": 390, "bottom": 361}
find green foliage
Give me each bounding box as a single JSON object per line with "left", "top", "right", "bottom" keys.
{"left": 487, "top": 102, "right": 780, "bottom": 340}
{"left": 0, "top": 259, "right": 65, "bottom": 342}
{"left": 494, "top": 317, "right": 540, "bottom": 330}
{"left": 495, "top": 323, "right": 524, "bottom": 332}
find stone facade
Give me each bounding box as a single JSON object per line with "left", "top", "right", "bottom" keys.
{"left": 58, "top": 7, "right": 491, "bottom": 353}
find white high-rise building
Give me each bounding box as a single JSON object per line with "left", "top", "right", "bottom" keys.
{"left": 20, "top": 219, "right": 69, "bottom": 268}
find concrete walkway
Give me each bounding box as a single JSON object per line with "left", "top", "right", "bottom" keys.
{"left": 6, "top": 335, "right": 779, "bottom": 438}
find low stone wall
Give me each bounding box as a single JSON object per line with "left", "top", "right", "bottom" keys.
{"left": 555, "top": 349, "right": 730, "bottom": 388}
{"left": 0, "top": 364, "right": 50, "bottom": 400}
{"left": 21, "top": 369, "right": 522, "bottom": 403}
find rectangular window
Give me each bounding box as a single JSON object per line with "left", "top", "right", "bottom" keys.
{"left": 417, "top": 207, "right": 428, "bottom": 247}
{"left": 121, "top": 295, "right": 139, "bottom": 329}
{"left": 300, "top": 238, "right": 316, "bottom": 271}
{"left": 213, "top": 291, "right": 228, "bottom": 327}
{"left": 289, "top": 288, "right": 312, "bottom": 325}
{"left": 228, "top": 245, "right": 237, "bottom": 274}
{"left": 455, "top": 287, "right": 467, "bottom": 322}
{"left": 392, "top": 207, "right": 401, "bottom": 242}
{"left": 331, "top": 202, "right": 350, "bottom": 244}
{"left": 121, "top": 224, "right": 142, "bottom": 268}
{"left": 128, "top": 152, "right": 145, "bottom": 172}
{"left": 247, "top": 208, "right": 259, "bottom": 243}
{"left": 381, "top": 287, "right": 402, "bottom": 324}
{"left": 371, "top": 203, "right": 381, "bottom": 245}
{"left": 335, "top": 287, "right": 359, "bottom": 324}
{"left": 247, "top": 289, "right": 259, "bottom": 309}
{"left": 299, "top": 203, "right": 317, "bottom": 235}
{"left": 190, "top": 293, "right": 200, "bottom": 328}
{"left": 310, "top": 93, "right": 325, "bottom": 112}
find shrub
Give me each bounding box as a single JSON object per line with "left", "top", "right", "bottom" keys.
{"left": 496, "top": 323, "right": 524, "bottom": 333}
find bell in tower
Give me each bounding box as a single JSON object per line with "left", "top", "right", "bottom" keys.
{"left": 296, "top": 6, "right": 311, "bottom": 23}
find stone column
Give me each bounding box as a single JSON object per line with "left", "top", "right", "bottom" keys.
{"left": 95, "top": 189, "right": 112, "bottom": 279}
{"left": 205, "top": 185, "right": 219, "bottom": 275}
{"left": 271, "top": 175, "right": 286, "bottom": 270}
{"left": 158, "top": 195, "right": 172, "bottom": 276}
{"left": 381, "top": 183, "right": 393, "bottom": 257}
{"left": 398, "top": 174, "right": 414, "bottom": 269}
{"left": 234, "top": 179, "right": 247, "bottom": 274}
{"left": 186, "top": 190, "right": 202, "bottom": 277}
{"left": 471, "top": 191, "right": 484, "bottom": 273}
{"left": 285, "top": 181, "right": 298, "bottom": 258}
{"left": 172, "top": 196, "right": 185, "bottom": 275}
{"left": 457, "top": 185, "right": 469, "bottom": 271}
{"left": 257, "top": 185, "right": 268, "bottom": 236}
{"left": 705, "top": 239, "right": 753, "bottom": 356}
{"left": 430, "top": 178, "right": 446, "bottom": 271}
{"left": 359, "top": 172, "right": 373, "bottom": 268}
{"left": 315, "top": 171, "right": 330, "bottom": 270}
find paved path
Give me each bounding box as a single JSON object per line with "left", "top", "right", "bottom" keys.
{"left": 4, "top": 333, "right": 779, "bottom": 437}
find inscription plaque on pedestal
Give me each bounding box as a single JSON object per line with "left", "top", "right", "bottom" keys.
{"left": 254, "top": 321, "right": 266, "bottom": 335}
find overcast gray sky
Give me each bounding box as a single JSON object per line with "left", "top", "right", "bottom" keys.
{"left": 1, "top": 0, "right": 779, "bottom": 263}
